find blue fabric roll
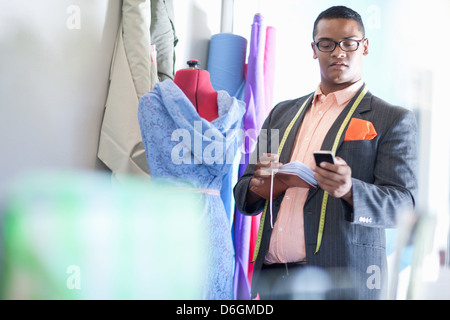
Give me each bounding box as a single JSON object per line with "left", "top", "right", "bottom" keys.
{"left": 207, "top": 33, "right": 247, "bottom": 99}
{"left": 207, "top": 33, "right": 248, "bottom": 231}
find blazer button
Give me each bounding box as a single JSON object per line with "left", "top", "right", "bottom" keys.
{"left": 358, "top": 216, "right": 372, "bottom": 223}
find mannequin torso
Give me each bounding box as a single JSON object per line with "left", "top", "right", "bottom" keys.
{"left": 174, "top": 60, "right": 218, "bottom": 122}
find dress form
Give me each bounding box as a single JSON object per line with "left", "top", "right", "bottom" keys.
{"left": 174, "top": 60, "right": 218, "bottom": 122}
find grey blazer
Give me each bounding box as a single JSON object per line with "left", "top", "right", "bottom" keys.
{"left": 233, "top": 84, "right": 418, "bottom": 299}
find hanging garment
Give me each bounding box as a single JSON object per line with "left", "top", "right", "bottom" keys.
{"left": 97, "top": 0, "right": 152, "bottom": 178}
{"left": 97, "top": 0, "right": 176, "bottom": 179}
{"left": 150, "top": 44, "right": 158, "bottom": 90}
{"left": 151, "top": 0, "right": 178, "bottom": 81}
{"left": 138, "top": 79, "right": 245, "bottom": 300}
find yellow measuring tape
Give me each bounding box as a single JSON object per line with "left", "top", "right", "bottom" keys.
{"left": 251, "top": 95, "right": 312, "bottom": 263}
{"left": 251, "top": 86, "right": 368, "bottom": 263}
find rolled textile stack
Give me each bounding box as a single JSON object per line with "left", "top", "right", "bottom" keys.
{"left": 247, "top": 23, "right": 277, "bottom": 289}
{"left": 233, "top": 13, "right": 277, "bottom": 300}
{"left": 207, "top": 33, "right": 248, "bottom": 229}
{"left": 207, "top": 33, "right": 247, "bottom": 99}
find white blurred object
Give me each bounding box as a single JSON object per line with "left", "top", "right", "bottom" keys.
{"left": 1, "top": 170, "right": 208, "bottom": 299}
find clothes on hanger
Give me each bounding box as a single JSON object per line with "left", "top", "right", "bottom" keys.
{"left": 97, "top": 0, "right": 177, "bottom": 179}
{"left": 151, "top": 0, "right": 178, "bottom": 81}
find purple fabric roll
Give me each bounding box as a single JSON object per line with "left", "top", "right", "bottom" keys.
{"left": 233, "top": 13, "right": 267, "bottom": 300}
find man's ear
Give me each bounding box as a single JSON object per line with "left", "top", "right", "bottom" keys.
{"left": 311, "top": 42, "right": 318, "bottom": 59}
{"left": 363, "top": 38, "right": 369, "bottom": 56}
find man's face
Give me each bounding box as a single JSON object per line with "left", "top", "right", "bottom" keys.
{"left": 311, "top": 18, "right": 369, "bottom": 92}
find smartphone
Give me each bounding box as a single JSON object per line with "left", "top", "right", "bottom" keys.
{"left": 314, "top": 150, "right": 336, "bottom": 166}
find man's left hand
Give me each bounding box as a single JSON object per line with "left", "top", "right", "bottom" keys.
{"left": 313, "top": 156, "right": 353, "bottom": 206}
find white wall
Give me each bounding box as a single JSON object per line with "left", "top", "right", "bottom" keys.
{"left": 0, "top": 0, "right": 122, "bottom": 201}
{"left": 173, "top": 0, "right": 222, "bottom": 72}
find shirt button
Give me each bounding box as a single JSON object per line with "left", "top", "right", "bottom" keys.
{"left": 318, "top": 111, "right": 323, "bottom": 116}
{"left": 278, "top": 227, "right": 283, "bottom": 232}
{"left": 285, "top": 195, "right": 290, "bottom": 199}
{"left": 305, "top": 137, "right": 310, "bottom": 141}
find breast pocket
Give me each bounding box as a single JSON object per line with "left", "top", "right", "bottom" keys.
{"left": 337, "top": 140, "right": 377, "bottom": 181}
{"left": 352, "top": 224, "right": 385, "bottom": 250}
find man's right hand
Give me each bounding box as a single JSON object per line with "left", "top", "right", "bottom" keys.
{"left": 247, "top": 153, "right": 283, "bottom": 204}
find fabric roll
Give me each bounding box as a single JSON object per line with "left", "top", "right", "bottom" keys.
{"left": 207, "top": 33, "right": 247, "bottom": 99}
{"left": 207, "top": 33, "right": 248, "bottom": 230}
{"left": 234, "top": 13, "right": 267, "bottom": 300}
{"left": 233, "top": 165, "right": 252, "bottom": 300}
{"left": 242, "top": 14, "right": 267, "bottom": 155}
{"left": 263, "top": 26, "right": 276, "bottom": 114}
{"left": 248, "top": 24, "right": 276, "bottom": 287}
{"left": 248, "top": 214, "right": 260, "bottom": 285}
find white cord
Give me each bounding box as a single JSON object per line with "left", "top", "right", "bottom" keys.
{"left": 270, "top": 168, "right": 274, "bottom": 228}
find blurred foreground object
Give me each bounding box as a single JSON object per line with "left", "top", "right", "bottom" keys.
{"left": 0, "top": 170, "right": 207, "bottom": 299}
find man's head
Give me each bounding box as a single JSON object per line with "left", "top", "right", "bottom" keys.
{"left": 313, "top": 6, "right": 365, "bottom": 40}
{"left": 311, "top": 6, "right": 369, "bottom": 94}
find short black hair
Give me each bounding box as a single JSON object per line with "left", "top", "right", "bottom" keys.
{"left": 312, "top": 6, "right": 365, "bottom": 39}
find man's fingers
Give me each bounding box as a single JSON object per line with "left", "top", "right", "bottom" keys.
{"left": 260, "top": 153, "right": 280, "bottom": 167}
{"left": 254, "top": 169, "right": 271, "bottom": 177}
{"left": 249, "top": 176, "right": 265, "bottom": 188}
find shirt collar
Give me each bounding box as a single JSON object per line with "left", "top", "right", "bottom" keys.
{"left": 314, "top": 79, "right": 364, "bottom": 106}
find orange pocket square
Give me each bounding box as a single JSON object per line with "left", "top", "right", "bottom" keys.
{"left": 344, "top": 118, "right": 377, "bottom": 141}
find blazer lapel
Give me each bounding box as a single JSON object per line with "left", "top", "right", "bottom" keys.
{"left": 320, "top": 84, "right": 372, "bottom": 152}
{"left": 306, "top": 84, "right": 372, "bottom": 201}
{"left": 278, "top": 93, "right": 314, "bottom": 164}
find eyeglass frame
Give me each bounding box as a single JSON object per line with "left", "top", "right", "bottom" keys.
{"left": 313, "top": 38, "right": 366, "bottom": 52}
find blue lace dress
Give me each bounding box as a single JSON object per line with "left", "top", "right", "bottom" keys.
{"left": 138, "top": 80, "right": 245, "bottom": 299}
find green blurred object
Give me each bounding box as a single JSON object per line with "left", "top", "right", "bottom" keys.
{"left": 0, "top": 170, "right": 207, "bottom": 299}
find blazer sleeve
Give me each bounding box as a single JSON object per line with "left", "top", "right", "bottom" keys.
{"left": 348, "top": 108, "right": 418, "bottom": 228}
{"left": 233, "top": 109, "right": 275, "bottom": 216}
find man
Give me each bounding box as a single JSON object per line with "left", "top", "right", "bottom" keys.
{"left": 233, "top": 6, "right": 417, "bottom": 300}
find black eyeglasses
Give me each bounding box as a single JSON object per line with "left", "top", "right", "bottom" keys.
{"left": 314, "top": 38, "right": 365, "bottom": 52}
